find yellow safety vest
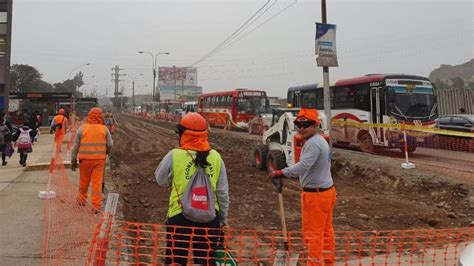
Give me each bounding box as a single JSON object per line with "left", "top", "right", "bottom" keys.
{"left": 168, "top": 149, "right": 222, "bottom": 219}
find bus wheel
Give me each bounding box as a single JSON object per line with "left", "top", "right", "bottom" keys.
{"left": 253, "top": 145, "right": 268, "bottom": 170}
{"left": 266, "top": 150, "right": 286, "bottom": 174}
{"left": 359, "top": 134, "right": 374, "bottom": 153}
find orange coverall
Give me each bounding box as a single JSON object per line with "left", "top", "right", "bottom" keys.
{"left": 52, "top": 114, "right": 67, "bottom": 152}
{"left": 72, "top": 109, "right": 112, "bottom": 211}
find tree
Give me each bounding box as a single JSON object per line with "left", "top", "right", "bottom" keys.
{"left": 53, "top": 72, "right": 85, "bottom": 97}
{"left": 10, "top": 64, "right": 52, "bottom": 92}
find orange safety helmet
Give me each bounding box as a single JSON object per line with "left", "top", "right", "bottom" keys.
{"left": 295, "top": 108, "right": 320, "bottom": 124}
{"left": 179, "top": 112, "right": 208, "bottom": 131}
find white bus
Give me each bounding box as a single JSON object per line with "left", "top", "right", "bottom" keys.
{"left": 287, "top": 74, "right": 438, "bottom": 153}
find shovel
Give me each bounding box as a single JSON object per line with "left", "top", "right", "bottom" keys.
{"left": 272, "top": 176, "right": 299, "bottom": 266}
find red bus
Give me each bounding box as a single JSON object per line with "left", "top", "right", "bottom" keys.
{"left": 198, "top": 89, "right": 269, "bottom": 129}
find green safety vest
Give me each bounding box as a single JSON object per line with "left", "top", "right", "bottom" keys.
{"left": 168, "top": 149, "right": 222, "bottom": 219}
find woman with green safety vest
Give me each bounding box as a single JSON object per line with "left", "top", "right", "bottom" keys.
{"left": 155, "top": 112, "right": 229, "bottom": 265}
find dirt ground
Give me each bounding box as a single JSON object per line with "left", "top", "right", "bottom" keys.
{"left": 110, "top": 114, "right": 473, "bottom": 232}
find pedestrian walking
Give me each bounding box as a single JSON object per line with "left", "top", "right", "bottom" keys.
{"left": 50, "top": 108, "right": 68, "bottom": 152}
{"left": 71, "top": 107, "right": 113, "bottom": 213}
{"left": 13, "top": 121, "right": 35, "bottom": 167}
{"left": 104, "top": 112, "right": 117, "bottom": 134}
{"left": 269, "top": 108, "right": 336, "bottom": 266}
{"left": 155, "top": 112, "right": 229, "bottom": 265}
{"left": 0, "top": 112, "right": 13, "bottom": 166}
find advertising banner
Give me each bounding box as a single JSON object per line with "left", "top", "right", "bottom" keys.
{"left": 315, "top": 23, "right": 338, "bottom": 67}
{"left": 158, "top": 67, "right": 197, "bottom": 87}
{"left": 159, "top": 85, "right": 202, "bottom": 101}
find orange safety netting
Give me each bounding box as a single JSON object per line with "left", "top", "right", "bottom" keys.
{"left": 86, "top": 221, "right": 473, "bottom": 265}
{"left": 40, "top": 114, "right": 473, "bottom": 265}
{"left": 41, "top": 118, "right": 101, "bottom": 265}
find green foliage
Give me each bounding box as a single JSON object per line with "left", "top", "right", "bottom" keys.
{"left": 10, "top": 64, "right": 53, "bottom": 92}
{"left": 53, "top": 72, "right": 85, "bottom": 97}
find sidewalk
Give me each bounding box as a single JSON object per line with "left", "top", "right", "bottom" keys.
{"left": 0, "top": 133, "right": 76, "bottom": 265}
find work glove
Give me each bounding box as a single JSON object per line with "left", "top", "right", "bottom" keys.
{"left": 269, "top": 170, "right": 285, "bottom": 193}
{"left": 50, "top": 128, "right": 54, "bottom": 134}
{"left": 71, "top": 159, "right": 78, "bottom": 172}
{"left": 268, "top": 170, "right": 285, "bottom": 179}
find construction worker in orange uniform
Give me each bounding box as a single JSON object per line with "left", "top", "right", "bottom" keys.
{"left": 269, "top": 108, "right": 336, "bottom": 266}
{"left": 104, "top": 112, "right": 116, "bottom": 134}
{"left": 50, "top": 108, "right": 69, "bottom": 152}
{"left": 71, "top": 108, "right": 113, "bottom": 213}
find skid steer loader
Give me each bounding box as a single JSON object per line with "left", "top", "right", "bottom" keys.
{"left": 251, "top": 108, "right": 328, "bottom": 173}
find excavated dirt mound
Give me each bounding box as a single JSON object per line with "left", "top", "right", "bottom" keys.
{"left": 110, "top": 114, "right": 473, "bottom": 232}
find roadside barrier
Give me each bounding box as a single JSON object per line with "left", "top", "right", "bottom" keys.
{"left": 86, "top": 221, "right": 473, "bottom": 265}
{"left": 40, "top": 115, "right": 473, "bottom": 265}
{"left": 329, "top": 119, "right": 474, "bottom": 178}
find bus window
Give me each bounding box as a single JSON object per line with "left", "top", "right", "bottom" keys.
{"left": 238, "top": 92, "right": 267, "bottom": 114}
{"left": 316, "top": 88, "right": 324, "bottom": 109}
{"left": 301, "top": 90, "right": 317, "bottom": 108}
{"left": 354, "top": 85, "right": 370, "bottom": 112}
{"left": 334, "top": 87, "right": 356, "bottom": 109}
{"left": 287, "top": 91, "right": 294, "bottom": 107}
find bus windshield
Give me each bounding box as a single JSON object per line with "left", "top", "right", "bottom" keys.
{"left": 238, "top": 92, "right": 268, "bottom": 114}
{"left": 386, "top": 86, "right": 437, "bottom": 121}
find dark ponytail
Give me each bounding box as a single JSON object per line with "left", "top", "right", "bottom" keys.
{"left": 194, "top": 151, "right": 211, "bottom": 168}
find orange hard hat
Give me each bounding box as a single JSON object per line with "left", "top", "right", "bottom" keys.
{"left": 179, "top": 112, "right": 208, "bottom": 131}
{"left": 58, "top": 108, "right": 65, "bottom": 115}
{"left": 296, "top": 108, "right": 319, "bottom": 124}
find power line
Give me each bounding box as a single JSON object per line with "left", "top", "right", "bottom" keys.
{"left": 189, "top": 0, "right": 273, "bottom": 67}
{"left": 224, "top": 0, "right": 297, "bottom": 48}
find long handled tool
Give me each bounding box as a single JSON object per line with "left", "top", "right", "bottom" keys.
{"left": 272, "top": 177, "right": 299, "bottom": 266}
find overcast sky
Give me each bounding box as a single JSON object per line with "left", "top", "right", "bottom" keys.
{"left": 11, "top": 0, "right": 474, "bottom": 98}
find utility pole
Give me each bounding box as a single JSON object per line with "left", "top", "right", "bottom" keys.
{"left": 111, "top": 65, "right": 125, "bottom": 112}
{"left": 132, "top": 80, "right": 136, "bottom": 110}
{"left": 120, "top": 85, "right": 124, "bottom": 112}
{"left": 321, "top": 0, "right": 333, "bottom": 150}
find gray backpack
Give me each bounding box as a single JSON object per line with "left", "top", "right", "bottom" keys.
{"left": 174, "top": 167, "right": 216, "bottom": 223}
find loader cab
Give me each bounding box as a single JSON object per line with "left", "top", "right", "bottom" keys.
{"left": 271, "top": 108, "right": 300, "bottom": 126}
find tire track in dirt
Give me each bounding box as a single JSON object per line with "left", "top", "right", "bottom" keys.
{"left": 111, "top": 114, "right": 473, "bottom": 232}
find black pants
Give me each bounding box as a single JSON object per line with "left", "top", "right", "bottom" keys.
{"left": 1, "top": 153, "right": 5, "bottom": 163}
{"left": 19, "top": 153, "right": 28, "bottom": 165}
{"left": 165, "top": 213, "right": 221, "bottom": 265}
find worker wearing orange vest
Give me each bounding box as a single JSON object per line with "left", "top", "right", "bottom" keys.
{"left": 71, "top": 107, "right": 113, "bottom": 212}
{"left": 50, "top": 108, "right": 69, "bottom": 152}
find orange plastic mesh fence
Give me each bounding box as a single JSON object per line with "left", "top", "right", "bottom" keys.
{"left": 41, "top": 120, "right": 101, "bottom": 265}
{"left": 87, "top": 221, "right": 473, "bottom": 265}
{"left": 40, "top": 115, "right": 473, "bottom": 265}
